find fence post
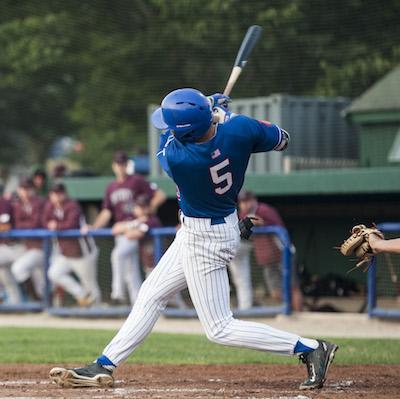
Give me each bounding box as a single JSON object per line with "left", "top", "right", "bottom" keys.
{"left": 43, "top": 237, "right": 52, "bottom": 309}
{"left": 367, "top": 257, "right": 377, "bottom": 317}
{"left": 153, "top": 233, "right": 163, "bottom": 264}
{"left": 280, "top": 229, "right": 292, "bottom": 315}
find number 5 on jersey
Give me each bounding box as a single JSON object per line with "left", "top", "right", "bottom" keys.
{"left": 210, "top": 159, "right": 233, "bottom": 194}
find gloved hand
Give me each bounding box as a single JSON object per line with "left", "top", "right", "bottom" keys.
{"left": 238, "top": 216, "right": 260, "bottom": 240}
{"left": 339, "top": 224, "right": 384, "bottom": 271}
{"left": 207, "top": 93, "right": 233, "bottom": 124}
{"left": 208, "top": 93, "right": 231, "bottom": 110}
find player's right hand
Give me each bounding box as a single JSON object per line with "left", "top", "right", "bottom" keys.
{"left": 207, "top": 93, "right": 231, "bottom": 110}
{"left": 208, "top": 93, "right": 233, "bottom": 124}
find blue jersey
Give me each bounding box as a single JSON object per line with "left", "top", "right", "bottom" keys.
{"left": 157, "top": 115, "right": 283, "bottom": 218}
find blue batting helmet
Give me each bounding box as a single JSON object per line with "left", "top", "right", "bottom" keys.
{"left": 151, "top": 88, "right": 212, "bottom": 143}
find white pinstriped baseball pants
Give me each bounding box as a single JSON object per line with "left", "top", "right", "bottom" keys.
{"left": 103, "top": 211, "right": 300, "bottom": 365}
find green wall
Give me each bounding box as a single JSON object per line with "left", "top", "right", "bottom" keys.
{"left": 359, "top": 123, "right": 400, "bottom": 167}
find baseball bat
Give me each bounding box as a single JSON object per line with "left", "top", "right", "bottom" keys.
{"left": 223, "top": 25, "right": 263, "bottom": 96}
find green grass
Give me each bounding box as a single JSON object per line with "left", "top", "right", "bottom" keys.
{"left": 0, "top": 327, "right": 399, "bottom": 365}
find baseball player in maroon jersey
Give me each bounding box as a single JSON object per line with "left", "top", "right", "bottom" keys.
{"left": 11, "top": 178, "right": 45, "bottom": 301}
{"left": 0, "top": 195, "right": 25, "bottom": 304}
{"left": 83, "top": 151, "right": 166, "bottom": 305}
{"left": 31, "top": 168, "right": 48, "bottom": 198}
{"left": 115, "top": 195, "right": 187, "bottom": 309}
{"left": 111, "top": 194, "right": 162, "bottom": 242}
{"left": 229, "top": 191, "right": 303, "bottom": 311}
{"left": 44, "top": 183, "right": 100, "bottom": 307}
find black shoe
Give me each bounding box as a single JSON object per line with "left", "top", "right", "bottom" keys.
{"left": 50, "top": 362, "right": 114, "bottom": 388}
{"left": 299, "top": 339, "right": 338, "bottom": 390}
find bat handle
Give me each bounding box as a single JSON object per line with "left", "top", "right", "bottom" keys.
{"left": 223, "top": 66, "right": 242, "bottom": 96}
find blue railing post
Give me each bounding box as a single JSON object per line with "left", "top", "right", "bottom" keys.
{"left": 367, "top": 257, "right": 377, "bottom": 317}
{"left": 43, "top": 237, "right": 52, "bottom": 309}
{"left": 153, "top": 234, "right": 164, "bottom": 264}
{"left": 279, "top": 229, "right": 292, "bottom": 315}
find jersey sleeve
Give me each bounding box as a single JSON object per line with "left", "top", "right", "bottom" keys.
{"left": 156, "top": 131, "right": 174, "bottom": 178}
{"left": 245, "top": 117, "right": 283, "bottom": 153}
{"left": 133, "top": 175, "right": 156, "bottom": 199}
{"left": 256, "top": 203, "right": 284, "bottom": 227}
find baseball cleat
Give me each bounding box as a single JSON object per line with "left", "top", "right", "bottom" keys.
{"left": 299, "top": 339, "right": 338, "bottom": 390}
{"left": 49, "top": 363, "right": 114, "bottom": 388}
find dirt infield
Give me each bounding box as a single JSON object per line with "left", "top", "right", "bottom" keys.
{"left": 0, "top": 364, "right": 399, "bottom": 398}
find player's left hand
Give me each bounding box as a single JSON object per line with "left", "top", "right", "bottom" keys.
{"left": 208, "top": 93, "right": 233, "bottom": 124}
{"left": 339, "top": 224, "right": 384, "bottom": 271}
{"left": 238, "top": 216, "right": 260, "bottom": 240}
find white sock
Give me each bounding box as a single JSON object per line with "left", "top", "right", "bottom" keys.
{"left": 299, "top": 337, "right": 319, "bottom": 349}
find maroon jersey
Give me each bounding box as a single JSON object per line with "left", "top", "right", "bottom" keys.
{"left": 12, "top": 196, "right": 44, "bottom": 249}
{"left": 139, "top": 215, "right": 162, "bottom": 269}
{"left": 240, "top": 202, "right": 284, "bottom": 265}
{"left": 103, "top": 174, "right": 155, "bottom": 222}
{"left": 0, "top": 197, "right": 12, "bottom": 244}
{"left": 42, "top": 198, "right": 83, "bottom": 258}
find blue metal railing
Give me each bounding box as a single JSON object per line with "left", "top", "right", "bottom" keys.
{"left": 368, "top": 222, "right": 400, "bottom": 319}
{"left": 0, "top": 225, "right": 293, "bottom": 316}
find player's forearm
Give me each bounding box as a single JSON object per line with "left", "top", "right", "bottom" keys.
{"left": 373, "top": 238, "right": 400, "bottom": 254}
{"left": 150, "top": 189, "right": 167, "bottom": 213}
{"left": 92, "top": 209, "right": 112, "bottom": 229}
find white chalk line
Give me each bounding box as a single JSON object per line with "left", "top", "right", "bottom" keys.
{"left": 0, "top": 379, "right": 355, "bottom": 399}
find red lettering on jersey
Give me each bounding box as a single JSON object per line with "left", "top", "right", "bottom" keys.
{"left": 258, "top": 119, "right": 272, "bottom": 126}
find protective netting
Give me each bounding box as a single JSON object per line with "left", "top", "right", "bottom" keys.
{"left": 0, "top": 1, "right": 399, "bottom": 174}
{"left": 375, "top": 231, "right": 400, "bottom": 311}
{"left": 0, "top": 232, "right": 289, "bottom": 314}
{"left": 0, "top": 1, "right": 399, "bottom": 318}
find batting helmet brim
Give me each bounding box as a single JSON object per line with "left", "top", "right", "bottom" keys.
{"left": 151, "top": 107, "right": 169, "bottom": 130}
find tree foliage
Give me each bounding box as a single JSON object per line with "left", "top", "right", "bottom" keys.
{"left": 0, "top": 0, "right": 399, "bottom": 173}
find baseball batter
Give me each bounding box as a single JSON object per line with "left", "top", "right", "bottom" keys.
{"left": 50, "top": 88, "right": 337, "bottom": 390}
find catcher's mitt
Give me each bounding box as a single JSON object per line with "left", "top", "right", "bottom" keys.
{"left": 339, "top": 224, "right": 384, "bottom": 271}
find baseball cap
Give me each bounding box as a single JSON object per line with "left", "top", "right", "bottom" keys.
{"left": 113, "top": 151, "right": 128, "bottom": 164}
{"left": 49, "top": 182, "right": 66, "bottom": 193}
{"left": 238, "top": 190, "right": 256, "bottom": 202}
{"left": 32, "top": 168, "right": 47, "bottom": 178}
{"left": 19, "top": 177, "right": 34, "bottom": 189}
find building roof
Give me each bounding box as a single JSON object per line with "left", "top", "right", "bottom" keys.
{"left": 346, "top": 65, "right": 400, "bottom": 114}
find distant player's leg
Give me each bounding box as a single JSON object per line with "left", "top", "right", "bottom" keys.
{"left": 48, "top": 255, "right": 89, "bottom": 305}
{"left": 110, "top": 235, "right": 141, "bottom": 303}
{"left": 118, "top": 237, "right": 142, "bottom": 305}
{"left": 182, "top": 215, "right": 337, "bottom": 389}
{"left": 263, "top": 262, "right": 282, "bottom": 300}
{"left": 69, "top": 250, "right": 101, "bottom": 305}
{"left": 50, "top": 230, "right": 187, "bottom": 387}
{"left": 0, "top": 265, "right": 22, "bottom": 304}
{"left": 0, "top": 244, "right": 25, "bottom": 304}
{"left": 11, "top": 249, "right": 44, "bottom": 300}
{"left": 228, "top": 241, "right": 253, "bottom": 310}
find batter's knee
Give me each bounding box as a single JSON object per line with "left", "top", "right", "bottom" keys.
{"left": 134, "top": 279, "right": 169, "bottom": 311}
{"left": 204, "top": 322, "right": 233, "bottom": 346}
